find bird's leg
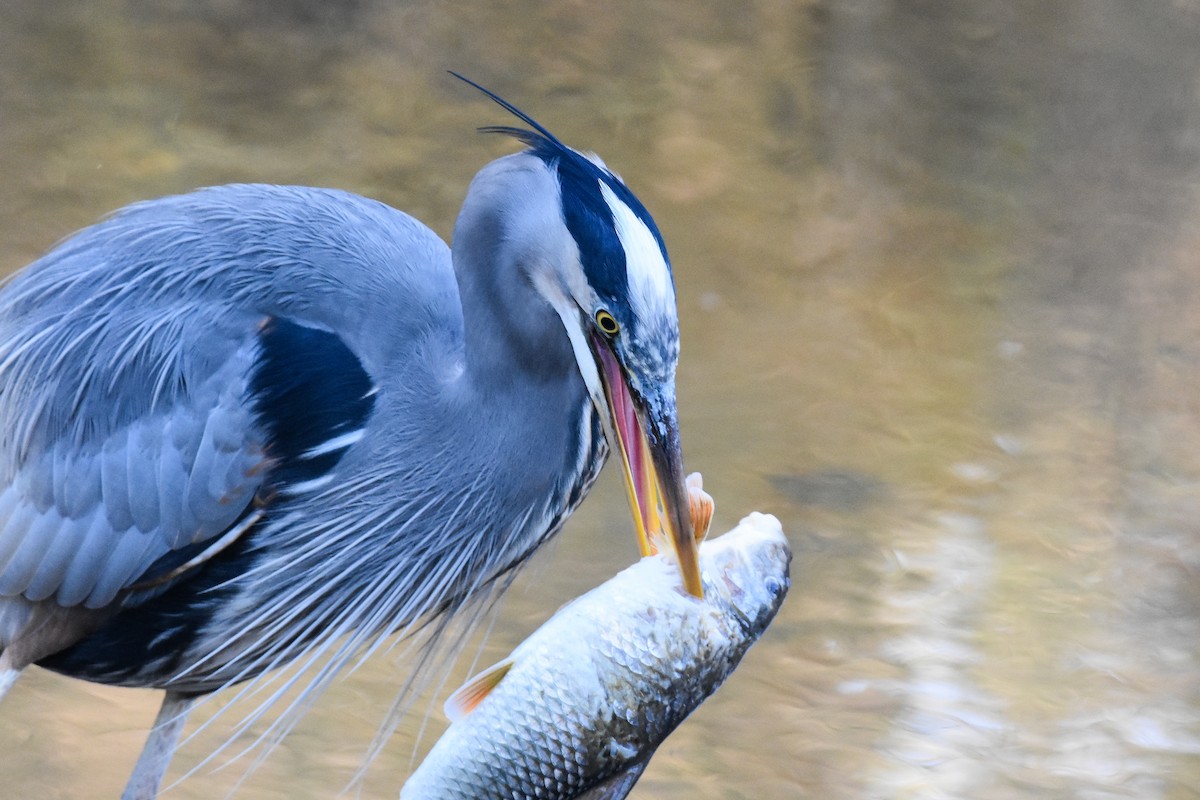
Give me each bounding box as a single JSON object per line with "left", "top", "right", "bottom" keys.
{"left": 0, "top": 650, "right": 20, "bottom": 702}
{"left": 122, "top": 690, "right": 197, "bottom": 800}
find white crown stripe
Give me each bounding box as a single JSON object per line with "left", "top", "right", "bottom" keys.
{"left": 598, "top": 182, "right": 674, "bottom": 321}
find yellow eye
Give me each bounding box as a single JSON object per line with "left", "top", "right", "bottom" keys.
{"left": 595, "top": 309, "right": 620, "bottom": 336}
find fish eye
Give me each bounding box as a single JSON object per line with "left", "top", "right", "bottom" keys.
{"left": 595, "top": 309, "right": 620, "bottom": 337}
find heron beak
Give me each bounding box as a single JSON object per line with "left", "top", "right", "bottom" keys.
{"left": 592, "top": 334, "right": 703, "bottom": 598}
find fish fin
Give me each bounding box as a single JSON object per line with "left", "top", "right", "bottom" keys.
{"left": 575, "top": 761, "right": 650, "bottom": 800}
{"left": 443, "top": 657, "right": 515, "bottom": 722}
{"left": 686, "top": 472, "right": 714, "bottom": 544}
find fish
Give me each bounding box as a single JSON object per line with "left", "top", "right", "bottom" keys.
{"left": 399, "top": 493, "right": 790, "bottom": 800}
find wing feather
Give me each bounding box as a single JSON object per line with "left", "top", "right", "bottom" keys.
{"left": 0, "top": 500, "right": 39, "bottom": 590}
{"left": 57, "top": 511, "right": 115, "bottom": 607}
{"left": 0, "top": 316, "right": 381, "bottom": 611}
{"left": 99, "top": 431, "right": 133, "bottom": 532}
{"left": 0, "top": 184, "right": 437, "bottom": 628}
{"left": 156, "top": 420, "right": 187, "bottom": 548}
{"left": 15, "top": 446, "right": 52, "bottom": 514}
{"left": 0, "top": 507, "right": 61, "bottom": 596}
{"left": 187, "top": 409, "right": 242, "bottom": 527}
{"left": 126, "top": 423, "right": 162, "bottom": 534}
{"left": 66, "top": 449, "right": 103, "bottom": 520}
{"left": 89, "top": 525, "right": 158, "bottom": 607}
{"left": 0, "top": 330, "right": 267, "bottom": 610}
{"left": 24, "top": 508, "right": 90, "bottom": 601}
{"left": 0, "top": 488, "right": 21, "bottom": 568}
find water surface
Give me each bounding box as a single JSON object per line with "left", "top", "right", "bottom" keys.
{"left": 2, "top": 2, "right": 1200, "bottom": 798}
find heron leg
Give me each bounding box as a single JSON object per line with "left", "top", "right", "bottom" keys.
{"left": 122, "top": 690, "right": 197, "bottom": 800}
{"left": 0, "top": 664, "right": 19, "bottom": 703}
{"left": 0, "top": 647, "right": 22, "bottom": 702}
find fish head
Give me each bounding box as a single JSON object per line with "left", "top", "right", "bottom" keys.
{"left": 698, "top": 512, "right": 791, "bottom": 638}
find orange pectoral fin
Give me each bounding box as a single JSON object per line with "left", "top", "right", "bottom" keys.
{"left": 686, "top": 472, "right": 713, "bottom": 545}
{"left": 443, "top": 658, "right": 515, "bottom": 723}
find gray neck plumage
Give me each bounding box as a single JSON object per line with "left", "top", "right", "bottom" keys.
{"left": 450, "top": 151, "right": 603, "bottom": 497}
{"left": 452, "top": 153, "right": 581, "bottom": 383}
{"left": 445, "top": 152, "right": 608, "bottom": 573}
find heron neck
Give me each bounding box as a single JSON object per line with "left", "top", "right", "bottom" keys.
{"left": 452, "top": 222, "right": 576, "bottom": 389}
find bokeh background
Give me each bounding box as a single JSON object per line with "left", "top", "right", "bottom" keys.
{"left": 3, "top": 1, "right": 1200, "bottom": 798}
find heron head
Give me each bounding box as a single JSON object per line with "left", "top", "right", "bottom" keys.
{"left": 455, "top": 74, "right": 702, "bottom": 597}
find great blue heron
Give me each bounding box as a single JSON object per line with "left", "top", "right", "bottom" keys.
{"left": 0, "top": 75, "right": 701, "bottom": 798}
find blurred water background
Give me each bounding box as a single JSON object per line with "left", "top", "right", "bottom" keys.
{"left": 2, "top": 2, "right": 1200, "bottom": 798}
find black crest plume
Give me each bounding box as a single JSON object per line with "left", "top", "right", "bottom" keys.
{"left": 448, "top": 71, "right": 571, "bottom": 154}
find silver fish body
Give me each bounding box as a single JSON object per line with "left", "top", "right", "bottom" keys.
{"left": 400, "top": 512, "right": 791, "bottom": 800}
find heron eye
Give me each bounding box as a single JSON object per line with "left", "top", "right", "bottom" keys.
{"left": 595, "top": 309, "right": 620, "bottom": 337}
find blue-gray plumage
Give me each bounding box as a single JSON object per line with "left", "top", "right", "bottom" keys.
{"left": 0, "top": 77, "right": 700, "bottom": 799}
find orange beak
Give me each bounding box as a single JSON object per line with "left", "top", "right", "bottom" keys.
{"left": 592, "top": 334, "right": 702, "bottom": 598}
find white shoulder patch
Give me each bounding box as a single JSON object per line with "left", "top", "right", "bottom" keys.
{"left": 598, "top": 182, "right": 675, "bottom": 321}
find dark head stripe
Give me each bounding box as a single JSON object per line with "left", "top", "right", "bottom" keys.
{"left": 538, "top": 139, "right": 671, "bottom": 303}
{"left": 477, "top": 124, "right": 670, "bottom": 302}
{"left": 456, "top": 74, "right": 672, "bottom": 306}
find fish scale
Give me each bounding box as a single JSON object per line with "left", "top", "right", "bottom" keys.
{"left": 401, "top": 513, "right": 790, "bottom": 800}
